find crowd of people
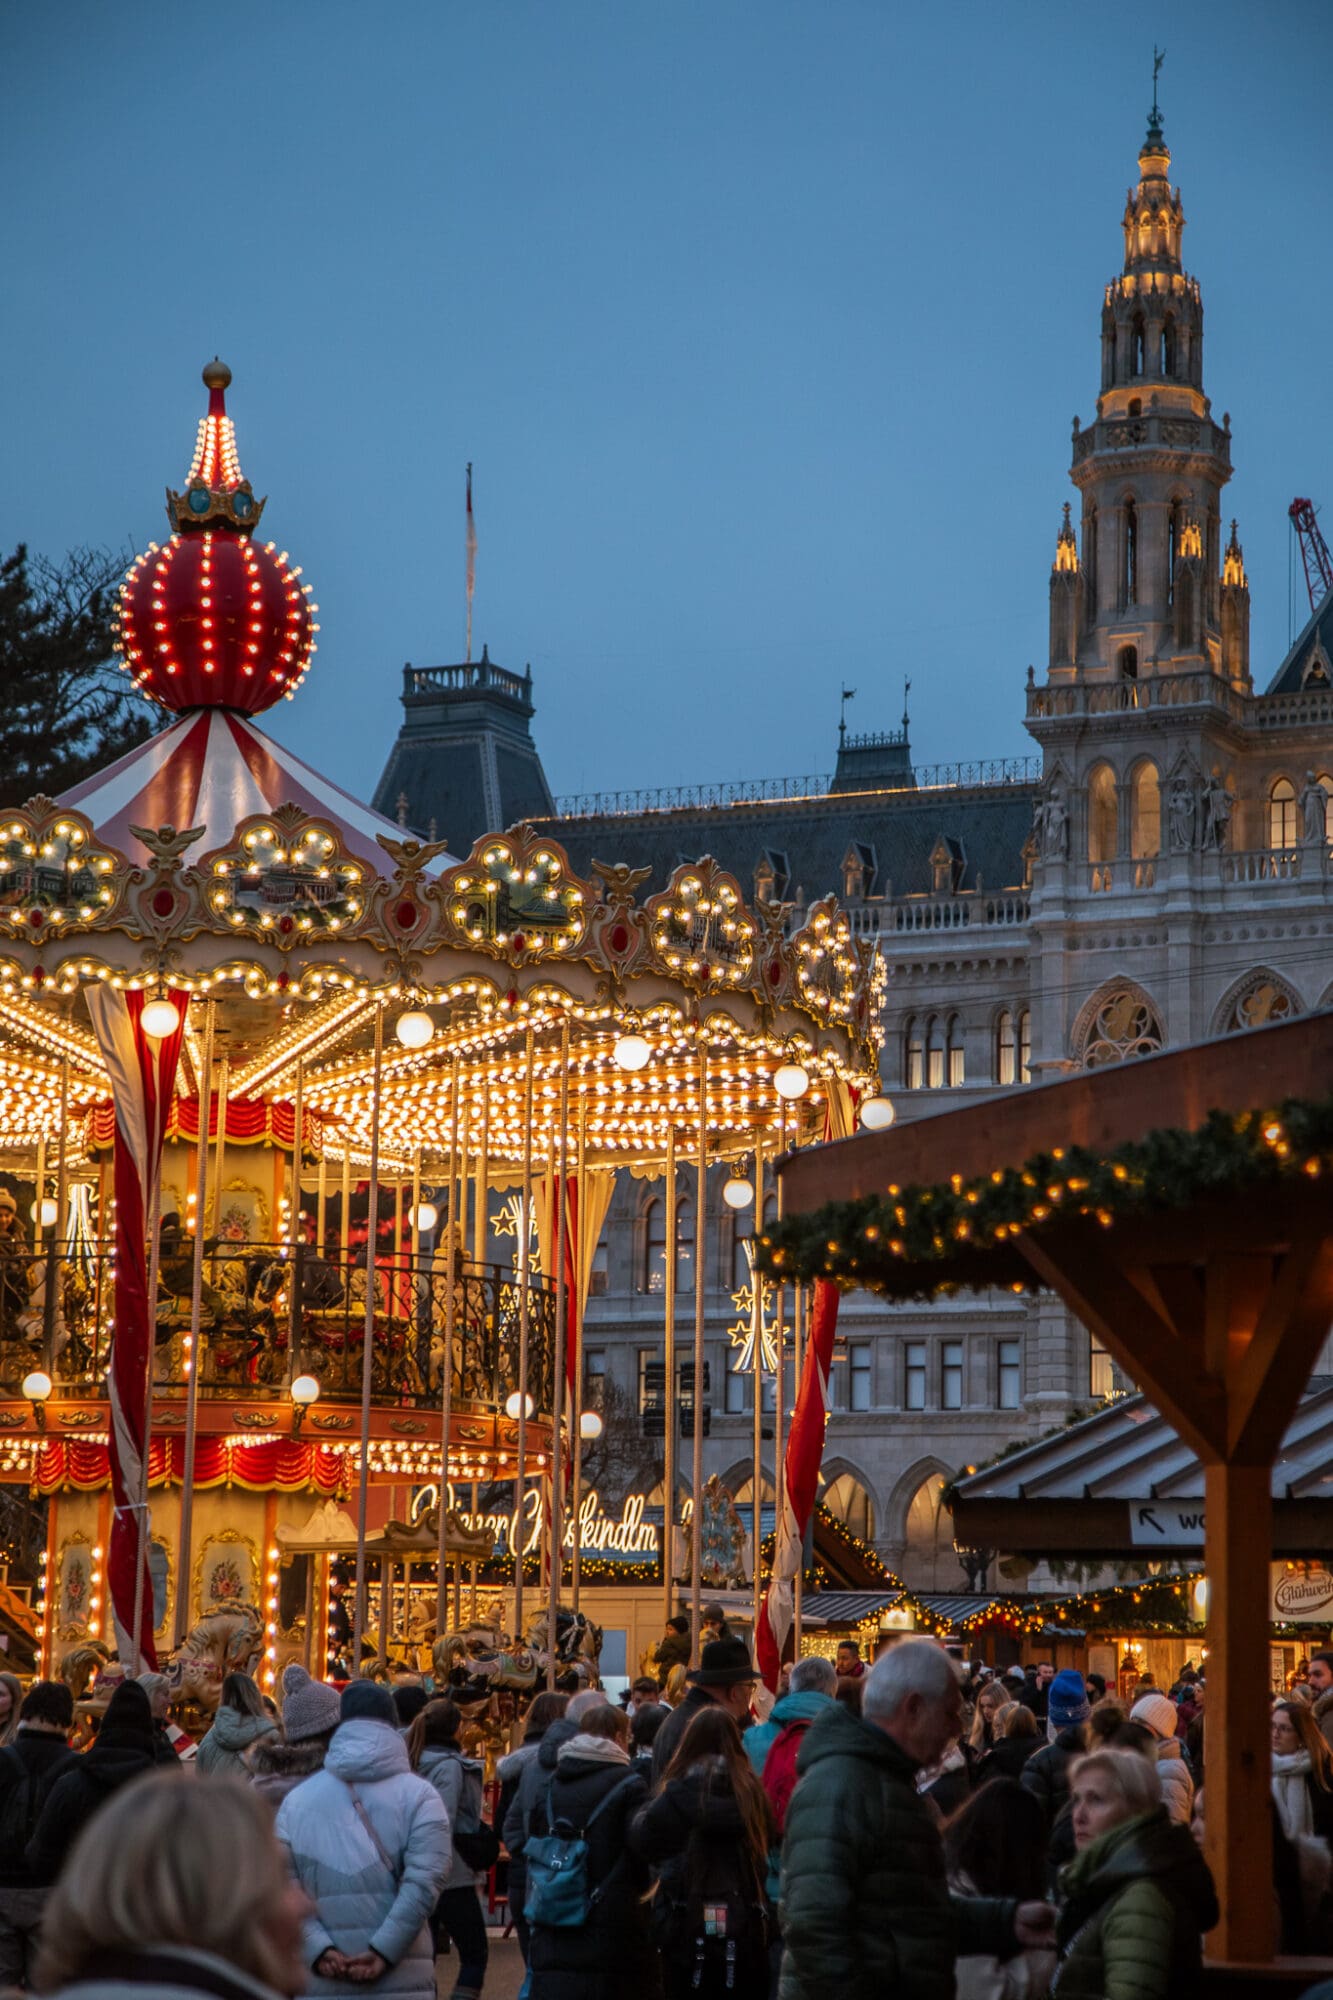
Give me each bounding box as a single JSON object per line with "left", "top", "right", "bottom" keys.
{"left": 9, "top": 1635, "right": 1333, "bottom": 1999}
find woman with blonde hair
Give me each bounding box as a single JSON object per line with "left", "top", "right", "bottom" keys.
{"left": 965, "top": 1680, "right": 1011, "bottom": 1773}
{"left": 0, "top": 1672, "right": 23, "bottom": 1750}
{"left": 1053, "top": 1749, "right": 1218, "bottom": 2000}
{"left": 33, "top": 1769, "right": 310, "bottom": 1999}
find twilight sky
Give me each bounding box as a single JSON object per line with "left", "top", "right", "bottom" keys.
{"left": 4, "top": 3, "right": 1330, "bottom": 809}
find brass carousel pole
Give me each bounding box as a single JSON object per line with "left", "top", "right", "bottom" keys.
{"left": 32, "top": 1137, "right": 45, "bottom": 1252}
{"left": 211, "top": 1059, "right": 228, "bottom": 1234}
{"left": 317, "top": 1151, "right": 328, "bottom": 1256}
{"left": 351, "top": 1004, "right": 385, "bottom": 1671}
{"left": 662, "top": 1125, "right": 677, "bottom": 1628}
{"left": 513, "top": 1028, "right": 534, "bottom": 1639}
{"left": 286, "top": 1060, "right": 304, "bottom": 1390}
{"left": 773, "top": 1099, "right": 787, "bottom": 1671}
{"left": 751, "top": 1135, "right": 764, "bottom": 1638}
{"left": 690, "top": 1032, "right": 707, "bottom": 1656}
{"left": 434, "top": 1056, "right": 461, "bottom": 1632}
{"left": 174, "top": 999, "right": 215, "bottom": 1648}
{"left": 44, "top": 1058, "right": 70, "bottom": 1371}
{"left": 471, "top": 1083, "right": 488, "bottom": 1621}
{"left": 131, "top": 1078, "right": 167, "bottom": 1673}
{"left": 547, "top": 1022, "right": 570, "bottom": 1688}
{"left": 452, "top": 1090, "right": 469, "bottom": 1631}
{"left": 570, "top": 1088, "right": 587, "bottom": 1615}
{"left": 793, "top": 1279, "right": 804, "bottom": 1654}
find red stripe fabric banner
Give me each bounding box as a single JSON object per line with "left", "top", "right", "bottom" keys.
{"left": 32, "top": 1436, "right": 348, "bottom": 1496}
{"left": 756, "top": 1277, "right": 841, "bottom": 1692}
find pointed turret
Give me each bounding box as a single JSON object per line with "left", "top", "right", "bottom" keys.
{"left": 1220, "top": 520, "right": 1251, "bottom": 685}
{"left": 1049, "top": 504, "right": 1082, "bottom": 669}
{"left": 167, "top": 358, "right": 266, "bottom": 535}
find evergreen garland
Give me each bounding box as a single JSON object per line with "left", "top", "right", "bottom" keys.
{"left": 755, "top": 1093, "right": 1333, "bottom": 1298}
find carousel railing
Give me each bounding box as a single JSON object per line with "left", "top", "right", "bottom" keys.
{"left": 0, "top": 1240, "right": 557, "bottom": 1416}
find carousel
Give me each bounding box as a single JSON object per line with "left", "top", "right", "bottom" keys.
{"left": 0, "top": 362, "right": 882, "bottom": 1724}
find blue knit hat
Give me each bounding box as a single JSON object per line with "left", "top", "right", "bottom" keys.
{"left": 340, "top": 1677, "right": 398, "bottom": 1727}
{"left": 1047, "top": 1668, "right": 1091, "bottom": 1729}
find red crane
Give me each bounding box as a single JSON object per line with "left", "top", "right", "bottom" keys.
{"left": 1290, "top": 498, "right": 1333, "bottom": 614}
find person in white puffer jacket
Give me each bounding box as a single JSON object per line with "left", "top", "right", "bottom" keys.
{"left": 275, "top": 1679, "right": 450, "bottom": 2000}
{"left": 1130, "top": 1691, "right": 1195, "bottom": 1824}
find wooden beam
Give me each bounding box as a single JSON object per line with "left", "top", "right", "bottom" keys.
{"left": 1228, "top": 1228, "right": 1333, "bottom": 1464}
{"left": 1015, "top": 1224, "right": 1227, "bottom": 1461}
{"left": 1203, "top": 1460, "right": 1275, "bottom": 1962}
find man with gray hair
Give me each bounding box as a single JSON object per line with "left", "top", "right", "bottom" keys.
{"left": 780, "top": 1638, "right": 1053, "bottom": 2000}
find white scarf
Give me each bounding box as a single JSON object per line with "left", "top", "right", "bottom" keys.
{"left": 1271, "top": 1749, "right": 1315, "bottom": 1841}
{"left": 558, "top": 1732, "right": 630, "bottom": 1767}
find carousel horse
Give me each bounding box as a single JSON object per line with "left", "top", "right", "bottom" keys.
{"left": 431, "top": 1621, "right": 540, "bottom": 1699}
{"left": 525, "top": 1605, "right": 603, "bottom": 1690}
{"left": 59, "top": 1638, "right": 114, "bottom": 1703}
{"left": 163, "top": 1603, "right": 264, "bottom": 1714}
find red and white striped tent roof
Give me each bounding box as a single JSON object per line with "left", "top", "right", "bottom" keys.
{"left": 59, "top": 708, "right": 454, "bottom": 873}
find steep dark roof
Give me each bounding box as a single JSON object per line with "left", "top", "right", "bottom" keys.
{"left": 1266, "top": 593, "right": 1333, "bottom": 696}
{"left": 538, "top": 779, "right": 1037, "bottom": 902}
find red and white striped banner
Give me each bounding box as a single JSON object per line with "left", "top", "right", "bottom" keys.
{"left": 85, "top": 986, "right": 188, "bottom": 1670}
{"left": 756, "top": 1277, "right": 841, "bottom": 1692}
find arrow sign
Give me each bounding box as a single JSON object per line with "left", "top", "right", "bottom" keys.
{"left": 1129, "top": 1503, "right": 1205, "bottom": 1547}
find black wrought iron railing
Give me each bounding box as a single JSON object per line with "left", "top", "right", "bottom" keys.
{"left": 0, "top": 1241, "right": 556, "bottom": 1416}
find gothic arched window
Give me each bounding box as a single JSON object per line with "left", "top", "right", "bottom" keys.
{"left": 1087, "top": 764, "right": 1118, "bottom": 864}
{"left": 1269, "top": 778, "right": 1297, "bottom": 851}
{"left": 1130, "top": 762, "right": 1161, "bottom": 859}
{"left": 926, "top": 1016, "right": 946, "bottom": 1090}
{"left": 1018, "top": 1008, "right": 1032, "bottom": 1082}
{"left": 1217, "top": 972, "right": 1300, "bottom": 1036}
{"left": 1168, "top": 499, "right": 1181, "bottom": 605}
{"left": 824, "top": 1471, "right": 875, "bottom": 1540}
{"left": 1122, "top": 499, "right": 1138, "bottom": 607}
{"left": 1131, "top": 312, "right": 1146, "bottom": 376}
{"left": 1078, "top": 987, "right": 1164, "bottom": 1068}
{"left": 903, "top": 1017, "right": 923, "bottom": 1091}
{"left": 1117, "top": 645, "right": 1138, "bottom": 682}
{"left": 946, "top": 1015, "right": 964, "bottom": 1087}
{"left": 642, "top": 1195, "right": 693, "bottom": 1295}
{"left": 1161, "top": 316, "right": 1177, "bottom": 376}
{"left": 994, "top": 1009, "right": 1016, "bottom": 1086}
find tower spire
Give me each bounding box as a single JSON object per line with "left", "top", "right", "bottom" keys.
{"left": 1147, "top": 44, "right": 1166, "bottom": 146}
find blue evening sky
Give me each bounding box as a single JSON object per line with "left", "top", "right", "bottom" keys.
{"left": 4, "top": 3, "right": 1329, "bottom": 808}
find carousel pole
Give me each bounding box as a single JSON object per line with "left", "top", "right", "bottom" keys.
{"left": 317, "top": 1152, "right": 328, "bottom": 1257}
{"left": 546, "top": 1021, "right": 570, "bottom": 1689}
{"left": 434, "top": 1057, "right": 461, "bottom": 1631}
{"left": 286, "top": 1060, "right": 304, "bottom": 1389}
{"left": 472, "top": 1079, "right": 488, "bottom": 1270}
{"left": 773, "top": 1100, "right": 786, "bottom": 1666}
{"left": 211, "top": 1058, "right": 228, "bottom": 1234}
{"left": 513, "top": 1028, "right": 534, "bottom": 1640}
{"left": 44, "top": 1058, "right": 70, "bottom": 1370}
{"left": 570, "top": 1088, "right": 587, "bottom": 1614}
{"left": 452, "top": 1090, "right": 470, "bottom": 1630}
{"left": 690, "top": 1032, "right": 707, "bottom": 1657}
{"left": 174, "top": 999, "right": 215, "bottom": 1649}
{"left": 339, "top": 1144, "right": 352, "bottom": 1385}
{"left": 751, "top": 1134, "right": 764, "bottom": 1638}
{"left": 351, "top": 1004, "right": 385, "bottom": 1673}
{"left": 131, "top": 1081, "right": 168, "bottom": 1673}
{"left": 662, "top": 1125, "right": 677, "bottom": 1628}
{"left": 32, "top": 1137, "right": 45, "bottom": 1252}
{"left": 793, "top": 1279, "right": 804, "bottom": 1654}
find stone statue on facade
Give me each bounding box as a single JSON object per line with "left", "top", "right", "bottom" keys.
{"left": 1202, "top": 773, "right": 1234, "bottom": 851}
{"left": 1167, "top": 774, "right": 1197, "bottom": 852}
{"left": 1040, "top": 786, "right": 1068, "bottom": 860}
{"left": 1299, "top": 772, "right": 1328, "bottom": 846}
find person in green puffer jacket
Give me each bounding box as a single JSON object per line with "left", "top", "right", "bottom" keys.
{"left": 778, "top": 1638, "right": 1055, "bottom": 2000}
{"left": 1054, "top": 1747, "right": 1218, "bottom": 2000}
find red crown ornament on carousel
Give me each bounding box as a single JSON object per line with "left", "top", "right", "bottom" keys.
{"left": 115, "top": 359, "right": 318, "bottom": 716}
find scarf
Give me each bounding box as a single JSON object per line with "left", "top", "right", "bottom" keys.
{"left": 558, "top": 1732, "right": 630, "bottom": 1767}
{"left": 1272, "top": 1749, "right": 1315, "bottom": 1841}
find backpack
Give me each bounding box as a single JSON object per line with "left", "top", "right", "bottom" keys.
{"left": 760, "top": 1716, "right": 813, "bottom": 1837}
{"left": 450, "top": 1756, "right": 500, "bottom": 1872}
{"left": 0, "top": 1747, "right": 47, "bottom": 1864}
{"left": 649, "top": 1859, "right": 771, "bottom": 1991}
{"left": 524, "top": 1772, "right": 639, "bottom": 1929}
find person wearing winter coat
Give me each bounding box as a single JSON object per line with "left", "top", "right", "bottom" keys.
{"left": 742, "top": 1656, "right": 835, "bottom": 1904}
{"left": 973, "top": 1701, "right": 1040, "bottom": 1787}
{"left": 1021, "top": 1670, "right": 1091, "bottom": 1833}
{"left": 1054, "top": 1748, "right": 1218, "bottom": 2000}
{"left": 654, "top": 1615, "right": 692, "bottom": 1689}
{"left": 26, "top": 1679, "right": 158, "bottom": 1886}
{"left": 632, "top": 1706, "right": 775, "bottom": 2000}
{"left": 1129, "top": 1692, "right": 1194, "bottom": 1824}
{"left": 32, "top": 1768, "right": 311, "bottom": 2000}
{"left": 250, "top": 1664, "right": 344, "bottom": 1811}
{"left": 495, "top": 1692, "right": 569, "bottom": 1965}
{"left": 0, "top": 1680, "right": 79, "bottom": 1986}
{"left": 1270, "top": 1699, "right": 1333, "bottom": 1843}
{"left": 197, "top": 1671, "right": 280, "bottom": 1777}
{"left": 406, "top": 1699, "right": 489, "bottom": 2000}
{"left": 651, "top": 1637, "right": 758, "bottom": 1785}
{"left": 943, "top": 1780, "right": 1056, "bottom": 2000}
{"left": 778, "top": 1640, "right": 1054, "bottom": 2000}
{"left": 274, "top": 1678, "right": 450, "bottom": 2000}
{"left": 526, "top": 1702, "right": 657, "bottom": 2000}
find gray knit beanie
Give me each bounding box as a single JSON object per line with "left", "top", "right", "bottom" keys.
{"left": 280, "top": 1663, "right": 342, "bottom": 1742}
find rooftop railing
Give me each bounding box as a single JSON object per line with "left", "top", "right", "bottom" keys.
{"left": 552, "top": 756, "right": 1040, "bottom": 819}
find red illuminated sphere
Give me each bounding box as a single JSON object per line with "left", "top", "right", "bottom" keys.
{"left": 115, "top": 360, "right": 317, "bottom": 717}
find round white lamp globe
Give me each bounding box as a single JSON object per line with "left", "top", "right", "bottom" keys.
{"left": 773, "top": 1062, "right": 810, "bottom": 1101}
{"left": 505, "top": 1390, "right": 535, "bottom": 1420}
{"left": 612, "top": 1033, "right": 651, "bottom": 1072}
{"left": 579, "top": 1410, "right": 604, "bottom": 1440}
{"left": 409, "top": 1202, "right": 439, "bottom": 1234}
{"left": 21, "top": 1371, "right": 52, "bottom": 1404}
{"left": 395, "top": 1010, "right": 435, "bottom": 1050}
{"left": 722, "top": 1175, "right": 754, "bottom": 1210}
{"left": 860, "top": 1095, "right": 897, "bottom": 1131}
{"left": 141, "top": 997, "right": 182, "bottom": 1040}
{"left": 30, "top": 1199, "right": 58, "bottom": 1228}
{"left": 290, "top": 1374, "right": 321, "bottom": 1408}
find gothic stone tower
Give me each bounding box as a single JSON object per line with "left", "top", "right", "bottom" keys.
{"left": 1047, "top": 106, "right": 1250, "bottom": 690}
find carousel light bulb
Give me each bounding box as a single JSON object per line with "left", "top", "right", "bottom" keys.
{"left": 860, "top": 1094, "right": 897, "bottom": 1132}
{"left": 773, "top": 1063, "right": 810, "bottom": 1101}
{"left": 290, "top": 1374, "right": 320, "bottom": 1407}
{"left": 505, "top": 1391, "right": 535, "bottom": 1420}
{"left": 22, "top": 1372, "right": 51, "bottom": 1404}
{"left": 579, "top": 1410, "right": 604, "bottom": 1440}
{"left": 612, "top": 1034, "right": 651, "bottom": 1072}
{"left": 396, "top": 1010, "right": 435, "bottom": 1050}
{"left": 722, "top": 1174, "right": 753, "bottom": 1210}
{"left": 29, "top": 1199, "right": 57, "bottom": 1228}
{"left": 410, "top": 1202, "right": 438, "bottom": 1233}
{"left": 141, "top": 997, "right": 182, "bottom": 1040}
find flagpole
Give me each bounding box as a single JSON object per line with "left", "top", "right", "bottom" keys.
{"left": 465, "top": 463, "right": 476, "bottom": 664}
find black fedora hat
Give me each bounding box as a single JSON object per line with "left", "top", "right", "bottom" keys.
{"left": 686, "top": 1635, "right": 758, "bottom": 1687}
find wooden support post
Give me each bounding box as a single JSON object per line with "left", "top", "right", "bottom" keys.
{"left": 1202, "top": 1459, "right": 1274, "bottom": 1964}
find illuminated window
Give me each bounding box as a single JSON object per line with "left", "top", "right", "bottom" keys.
{"left": 1131, "top": 763, "right": 1161, "bottom": 859}
{"left": 1088, "top": 765, "right": 1118, "bottom": 864}
{"left": 904, "top": 1017, "right": 923, "bottom": 1091}
{"left": 824, "top": 1471, "right": 875, "bottom": 1540}
{"left": 642, "top": 1196, "right": 693, "bottom": 1295}
{"left": 1269, "top": 778, "right": 1297, "bottom": 851}
{"left": 1090, "top": 1335, "right": 1115, "bottom": 1400}
{"left": 995, "top": 1010, "right": 1016, "bottom": 1085}
{"left": 926, "top": 1016, "right": 945, "bottom": 1090}
{"left": 1018, "top": 1009, "right": 1032, "bottom": 1082}
{"left": 946, "top": 1015, "right": 965, "bottom": 1088}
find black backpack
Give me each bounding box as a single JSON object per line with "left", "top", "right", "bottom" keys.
{"left": 0, "top": 1748, "right": 48, "bottom": 1863}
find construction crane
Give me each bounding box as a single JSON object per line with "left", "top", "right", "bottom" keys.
{"left": 1290, "top": 498, "right": 1333, "bottom": 614}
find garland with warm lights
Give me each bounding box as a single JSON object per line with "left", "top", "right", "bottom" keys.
{"left": 756, "top": 1095, "right": 1333, "bottom": 1297}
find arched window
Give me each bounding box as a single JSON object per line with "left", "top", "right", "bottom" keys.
{"left": 1130, "top": 763, "right": 1161, "bottom": 858}
{"left": 1087, "top": 764, "right": 1118, "bottom": 864}
{"left": 946, "top": 1014, "right": 964, "bottom": 1087}
{"left": 901, "top": 1473, "right": 951, "bottom": 1590}
{"left": 823, "top": 1471, "right": 875, "bottom": 1542}
{"left": 642, "top": 1195, "right": 694, "bottom": 1294}
{"left": 903, "top": 1017, "right": 923, "bottom": 1091}
{"left": 1083, "top": 504, "right": 1098, "bottom": 617}
{"left": 1078, "top": 987, "right": 1164, "bottom": 1067}
{"left": 1161, "top": 316, "right": 1177, "bottom": 376}
{"left": 1122, "top": 499, "right": 1138, "bottom": 606}
{"left": 1168, "top": 499, "right": 1181, "bottom": 605}
{"left": 1131, "top": 312, "right": 1146, "bottom": 376}
{"left": 1117, "top": 644, "right": 1138, "bottom": 682}
{"left": 1269, "top": 778, "right": 1297, "bottom": 850}
{"left": 926, "top": 1016, "right": 945, "bottom": 1090}
{"left": 995, "top": 1009, "right": 1016, "bottom": 1086}
{"left": 1018, "top": 1008, "right": 1032, "bottom": 1083}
